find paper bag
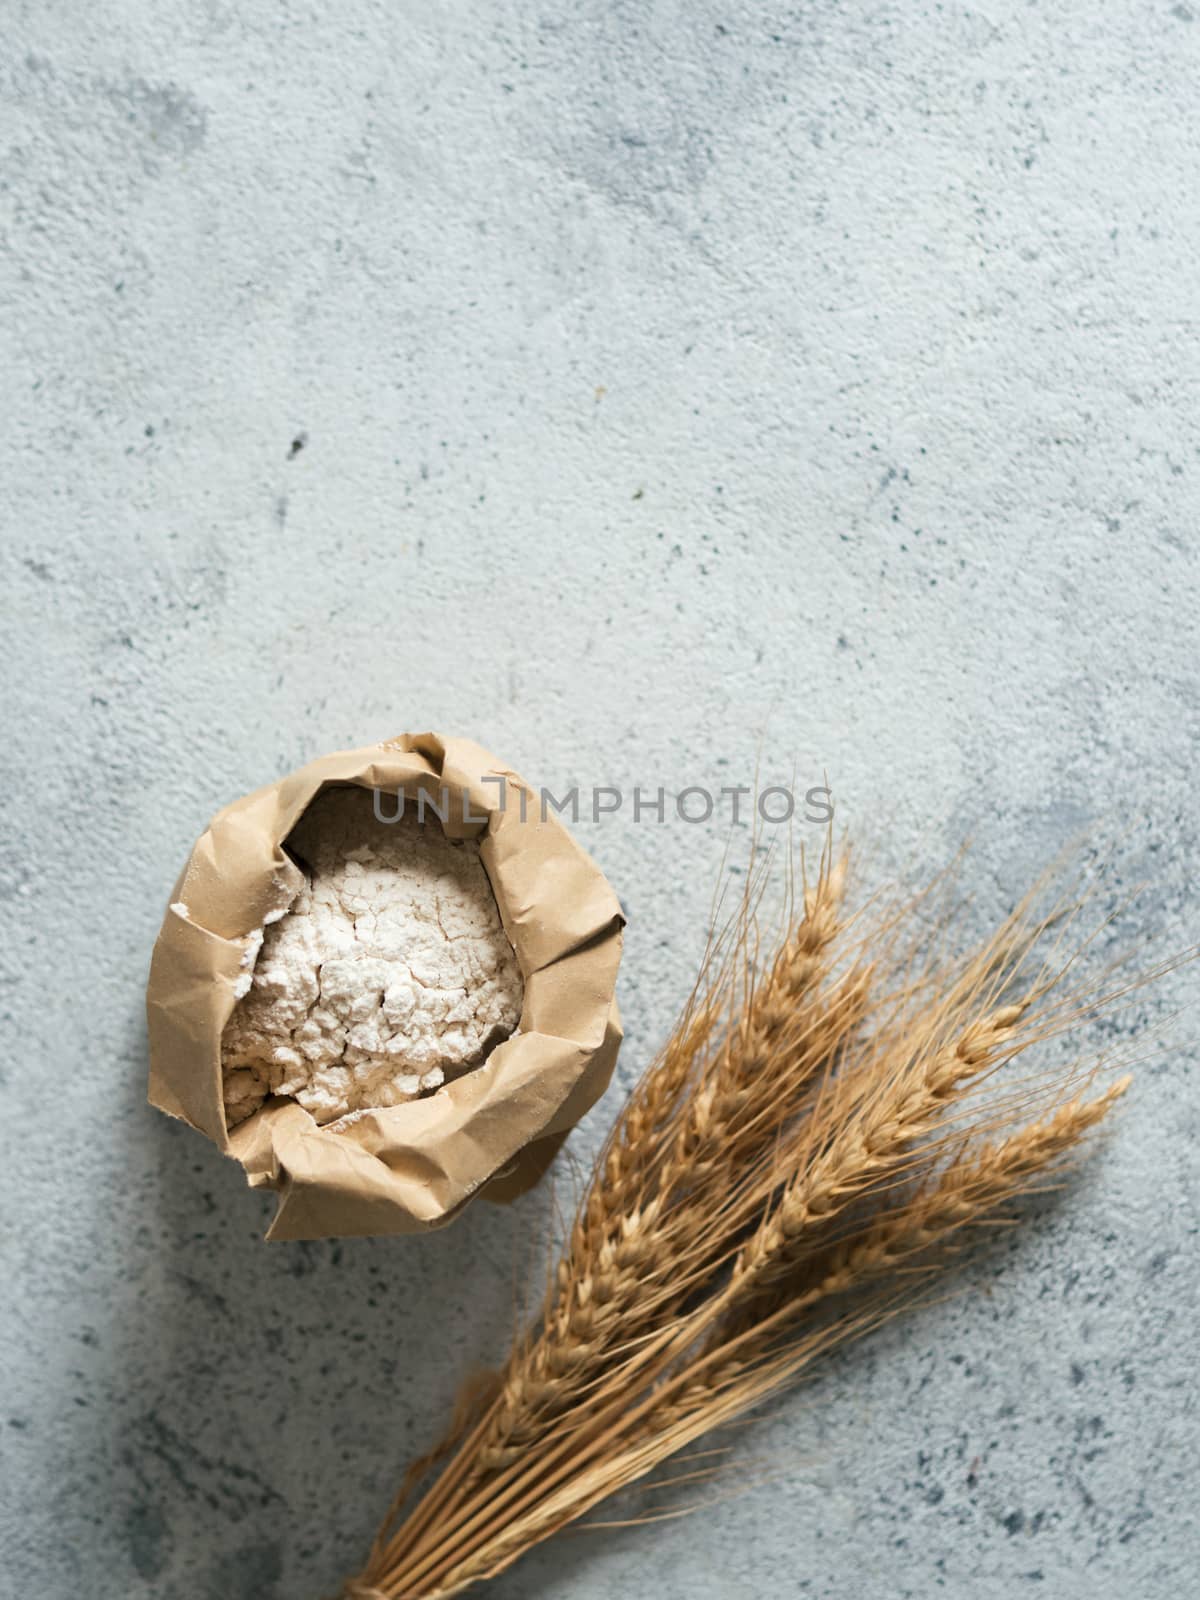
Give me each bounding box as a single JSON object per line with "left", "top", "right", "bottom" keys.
{"left": 146, "top": 733, "right": 624, "bottom": 1240}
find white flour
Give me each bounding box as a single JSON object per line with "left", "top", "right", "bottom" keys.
{"left": 221, "top": 786, "right": 523, "bottom": 1126}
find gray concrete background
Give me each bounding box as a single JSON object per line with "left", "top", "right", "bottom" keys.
{"left": 2, "top": 2, "right": 1198, "bottom": 1596}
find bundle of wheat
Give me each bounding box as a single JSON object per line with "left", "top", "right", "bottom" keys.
{"left": 338, "top": 847, "right": 1161, "bottom": 1599}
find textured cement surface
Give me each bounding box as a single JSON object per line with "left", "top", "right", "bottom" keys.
{"left": 2, "top": 2, "right": 1199, "bottom": 1596}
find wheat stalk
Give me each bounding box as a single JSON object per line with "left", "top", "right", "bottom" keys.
{"left": 662, "top": 1075, "right": 1132, "bottom": 1420}
{"left": 473, "top": 857, "right": 856, "bottom": 1475}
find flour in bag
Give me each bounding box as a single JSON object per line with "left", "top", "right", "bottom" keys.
{"left": 221, "top": 786, "right": 523, "bottom": 1126}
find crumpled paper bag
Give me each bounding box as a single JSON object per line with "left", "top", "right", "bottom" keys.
{"left": 146, "top": 733, "right": 624, "bottom": 1240}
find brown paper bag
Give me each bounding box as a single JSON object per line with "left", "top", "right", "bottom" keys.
{"left": 146, "top": 733, "right": 624, "bottom": 1240}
